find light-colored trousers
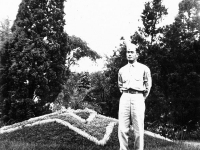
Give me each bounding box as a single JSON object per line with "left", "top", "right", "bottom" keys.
{"left": 118, "top": 93, "right": 145, "bottom": 150}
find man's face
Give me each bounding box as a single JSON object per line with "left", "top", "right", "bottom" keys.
{"left": 126, "top": 44, "right": 138, "bottom": 61}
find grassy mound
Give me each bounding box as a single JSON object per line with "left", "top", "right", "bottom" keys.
{"left": 0, "top": 108, "right": 199, "bottom": 150}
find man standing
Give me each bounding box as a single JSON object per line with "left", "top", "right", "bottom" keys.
{"left": 118, "top": 42, "right": 152, "bottom": 150}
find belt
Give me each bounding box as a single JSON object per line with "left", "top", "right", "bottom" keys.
{"left": 123, "top": 89, "right": 143, "bottom": 94}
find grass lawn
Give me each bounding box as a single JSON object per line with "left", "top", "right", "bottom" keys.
{"left": 0, "top": 109, "right": 199, "bottom": 150}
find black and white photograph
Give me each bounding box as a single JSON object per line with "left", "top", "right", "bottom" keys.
{"left": 0, "top": 0, "right": 200, "bottom": 149}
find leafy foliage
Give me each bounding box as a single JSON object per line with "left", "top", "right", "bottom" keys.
{"left": 0, "top": 0, "right": 69, "bottom": 124}
{"left": 101, "top": 41, "right": 127, "bottom": 118}
{"left": 68, "top": 35, "right": 101, "bottom": 61}
{"left": 0, "top": 18, "right": 12, "bottom": 115}
{"left": 66, "top": 35, "right": 101, "bottom": 70}
{"left": 63, "top": 72, "right": 91, "bottom": 110}
{"left": 140, "top": 0, "right": 168, "bottom": 44}
{"left": 131, "top": 0, "right": 200, "bottom": 139}
{"left": 76, "top": 40, "right": 127, "bottom": 118}
{"left": 0, "top": 18, "right": 12, "bottom": 47}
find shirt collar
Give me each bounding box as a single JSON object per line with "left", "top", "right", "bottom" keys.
{"left": 128, "top": 61, "right": 137, "bottom": 67}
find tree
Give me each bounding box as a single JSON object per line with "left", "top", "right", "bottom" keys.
{"left": 0, "top": 18, "right": 12, "bottom": 113}
{"left": 0, "top": 0, "right": 69, "bottom": 124}
{"left": 0, "top": 18, "right": 12, "bottom": 48}
{"left": 62, "top": 37, "right": 126, "bottom": 117}
{"left": 130, "top": 0, "right": 169, "bottom": 127}
{"left": 0, "top": 18, "right": 12, "bottom": 83}
{"left": 63, "top": 72, "right": 99, "bottom": 112}
{"left": 79, "top": 71, "right": 110, "bottom": 115}
{"left": 159, "top": 0, "right": 200, "bottom": 130}
{"left": 57, "top": 35, "right": 101, "bottom": 111}
{"left": 178, "top": 0, "right": 200, "bottom": 33}
{"left": 69, "top": 35, "right": 100, "bottom": 61}
{"left": 139, "top": 0, "right": 168, "bottom": 44}
{"left": 131, "top": 0, "right": 200, "bottom": 138}
{"left": 96, "top": 38, "right": 127, "bottom": 118}
{"left": 66, "top": 35, "right": 101, "bottom": 71}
